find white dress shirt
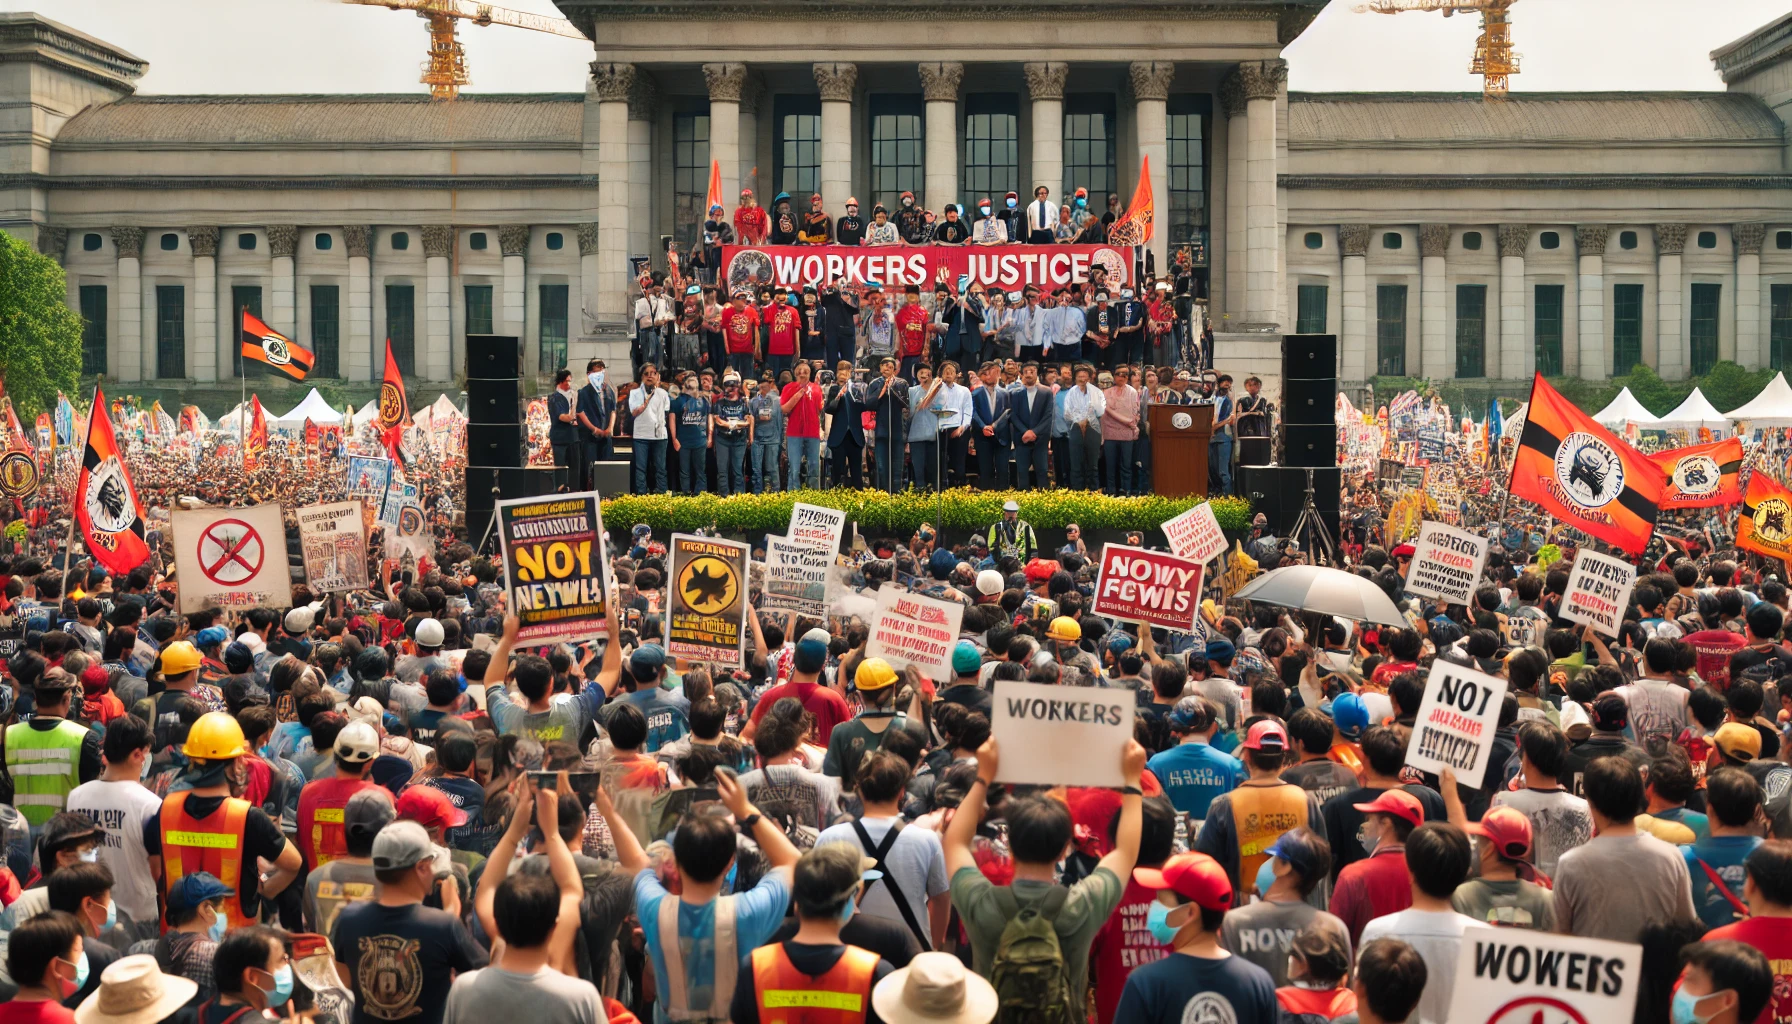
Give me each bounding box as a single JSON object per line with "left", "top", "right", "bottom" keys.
{"left": 933, "top": 381, "right": 974, "bottom": 431}
{"left": 627, "top": 386, "right": 671, "bottom": 440}
{"left": 1028, "top": 200, "right": 1058, "bottom": 234}
{"left": 1062, "top": 382, "right": 1106, "bottom": 428}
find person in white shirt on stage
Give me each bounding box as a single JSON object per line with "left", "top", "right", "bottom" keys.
{"left": 627, "top": 363, "right": 673, "bottom": 494}
{"left": 934, "top": 361, "right": 976, "bottom": 488}
{"left": 1025, "top": 185, "right": 1059, "bottom": 244}
{"left": 1062, "top": 362, "right": 1107, "bottom": 490}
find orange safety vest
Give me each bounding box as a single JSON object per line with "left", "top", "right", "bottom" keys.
{"left": 160, "top": 790, "right": 254, "bottom": 929}
{"left": 1329, "top": 741, "right": 1365, "bottom": 779}
{"left": 296, "top": 777, "right": 374, "bottom": 869}
{"left": 750, "top": 943, "right": 879, "bottom": 1024}
{"left": 1229, "top": 781, "right": 1309, "bottom": 903}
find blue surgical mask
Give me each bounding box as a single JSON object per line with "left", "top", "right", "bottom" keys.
{"left": 1254, "top": 858, "right": 1278, "bottom": 899}
{"left": 979, "top": 207, "right": 991, "bottom": 217}
{"left": 1671, "top": 988, "right": 1723, "bottom": 1024}
{"left": 1144, "top": 901, "right": 1184, "bottom": 945}
{"left": 838, "top": 894, "right": 857, "bottom": 923}
{"left": 1076, "top": 197, "right": 1087, "bottom": 207}
{"left": 98, "top": 897, "right": 115, "bottom": 933}
{"left": 63, "top": 952, "right": 90, "bottom": 996}
{"left": 207, "top": 907, "right": 227, "bottom": 942}
{"left": 1006, "top": 198, "right": 1017, "bottom": 209}
{"left": 263, "top": 965, "right": 294, "bottom": 1008}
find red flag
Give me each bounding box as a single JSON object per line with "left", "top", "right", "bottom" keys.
{"left": 704, "top": 159, "right": 723, "bottom": 218}
{"left": 1647, "top": 437, "right": 1744, "bottom": 509}
{"left": 1739, "top": 471, "right": 1792, "bottom": 563}
{"left": 73, "top": 385, "right": 150, "bottom": 574}
{"left": 1107, "top": 155, "right": 1154, "bottom": 247}
{"left": 244, "top": 395, "right": 268, "bottom": 472}
{"left": 378, "top": 340, "right": 411, "bottom": 464}
{"left": 1508, "top": 373, "right": 1665, "bottom": 556}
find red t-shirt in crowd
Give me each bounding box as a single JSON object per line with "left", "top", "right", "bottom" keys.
{"left": 1088, "top": 876, "right": 1170, "bottom": 1024}
{"left": 0, "top": 1001, "right": 75, "bottom": 1024}
{"left": 747, "top": 679, "right": 853, "bottom": 744}
{"left": 895, "top": 304, "right": 930, "bottom": 357}
{"left": 722, "top": 305, "right": 761, "bottom": 353}
{"left": 1702, "top": 917, "right": 1792, "bottom": 1024}
{"left": 766, "top": 304, "right": 801, "bottom": 356}
{"left": 1276, "top": 987, "right": 1357, "bottom": 1021}
{"left": 1328, "top": 844, "right": 1413, "bottom": 948}
{"left": 781, "top": 382, "right": 823, "bottom": 438}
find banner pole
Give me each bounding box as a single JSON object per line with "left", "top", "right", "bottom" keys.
{"left": 238, "top": 306, "right": 247, "bottom": 449}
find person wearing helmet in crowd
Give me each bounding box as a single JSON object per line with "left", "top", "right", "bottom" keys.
{"left": 1046, "top": 616, "right": 1102, "bottom": 688}
{"left": 1328, "top": 692, "right": 1370, "bottom": 781}
{"left": 191, "top": 626, "right": 231, "bottom": 690}
{"left": 294, "top": 720, "right": 381, "bottom": 870}
{"left": 985, "top": 500, "right": 1038, "bottom": 563}
{"left": 158, "top": 712, "right": 300, "bottom": 932}
{"left": 395, "top": 617, "right": 446, "bottom": 684}
{"left": 823, "top": 658, "right": 926, "bottom": 793}
{"left": 149, "top": 641, "right": 226, "bottom": 752}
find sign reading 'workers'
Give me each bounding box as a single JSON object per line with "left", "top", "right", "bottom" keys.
{"left": 990, "top": 679, "right": 1131, "bottom": 788}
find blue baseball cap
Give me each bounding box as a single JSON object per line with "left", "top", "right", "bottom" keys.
{"left": 1204, "top": 638, "right": 1235, "bottom": 666}
{"left": 952, "top": 641, "right": 982, "bottom": 675}
{"left": 166, "top": 871, "right": 233, "bottom": 912}
{"left": 194, "top": 626, "right": 230, "bottom": 649}
{"left": 794, "top": 637, "right": 829, "bottom": 674}
{"left": 629, "top": 644, "right": 666, "bottom": 679}
{"left": 1331, "top": 692, "right": 1370, "bottom": 740}
{"left": 1107, "top": 632, "right": 1135, "bottom": 655}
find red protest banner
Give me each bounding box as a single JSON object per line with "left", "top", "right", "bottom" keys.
{"left": 1091, "top": 545, "right": 1203, "bottom": 632}
{"left": 718, "top": 244, "right": 1135, "bottom": 294}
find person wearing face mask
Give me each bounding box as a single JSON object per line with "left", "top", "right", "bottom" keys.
{"left": 45, "top": 861, "right": 122, "bottom": 1006}
{"left": 574, "top": 359, "right": 616, "bottom": 485}
{"left": 970, "top": 197, "right": 1007, "bottom": 246}
{"left": 1117, "top": 852, "right": 1278, "bottom": 1024}
{"left": 711, "top": 372, "right": 753, "bottom": 496}
{"left": 835, "top": 197, "right": 866, "bottom": 247}
{"left": 798, "top": 193, "right": 832, "bottom": 245}
{"left": 1, "top": 911, "right": 87, "bottom": 1024}
{"left": 1669, "top": 941, "right": 1773, "bottom": 1024}
{"left": 1327, "top": 787, "right": 1423, "bottom": 948}
{"left": 153, "top": 872, "right": 235, "bottom": 1000}
{"left": 66, "top": 718, "right": 161, "bottom": 942}
{"left": 204, "top": 926, "right": 299, "bottom": 1024}
{"left": 933, "top": 204, "right": 969, "bottom": 246}
{"left": 1216, "top": 828, "right": 1347, "bottom": 988}
{"left": 997, "top": 191, "right": 1024, "bottom": 245}
{"left": 1068, "top": 187, "right": 1094, "bottom": 235}
{"left": 1, "top": 813, "right": 102, "bottom": 933}
{"left": 894, "top": 191, "right": 928, "bottom": 245}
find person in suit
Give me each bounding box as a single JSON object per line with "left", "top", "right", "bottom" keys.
{"left": 547, "top": 369, "right": 578, "bottom": 491}
{"left": 575, "top": 358, "right": 617, "bottom": 491}
{"left": 1010, "top": 362, "right": 1055, "bottom": 490}
{"left": 824, "top": 360, "right": 867, "bottom": 489}
{"left": 867, "top": 357, "right": 910, "bottom": 494}
{"left": 971, "top": 362, "right": 1012, "bottom": 490}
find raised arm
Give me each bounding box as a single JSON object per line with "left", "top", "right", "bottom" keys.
{"left": 719, "top": 769, "right": 800, "bottom": 876}
{"left": 945, "top": 737, "right": 999, "bottom": 880}
{"left": 593, "top": 784, "right": 650, "bottom": 876}
{"left": 475, "top": 774, "right": 535, "bottom": 944}
{"left": 535, "top": 773, "right": 586, "bottom": 974}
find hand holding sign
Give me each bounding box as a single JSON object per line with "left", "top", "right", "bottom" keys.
{"left": 1406, "top": 661, "right": 1509, "bottom": 789}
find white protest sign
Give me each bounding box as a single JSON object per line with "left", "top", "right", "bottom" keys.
{"left": 296, "top": 500, "right": 369, "bottom": 593}
{"left": 173, "top": 503, "right": 292, "bottom": 614}
{"left": 1560, "top": 549, "right": 1635, "bottom": 637}
{"left": 1404, "top": 521, "right": 1490, "bottom": 606}
{"left": 761, "top": 537, "right": 832, "bottom": 617}
{"left": 1446, "top": 930, "right": 1639, "bottom": 1024}
{"left": 1405, "top": 661, "right": 1509, "bottom": 788}
{"left": 864, "top": 584, "right": 966, "bottom": 682}
{"left": 787, "top": 502, "right": 847, "bottom": 553}
{"left": 1161, "top": 503, "right": 1228, "bottom": 564}
{"left": 990, "top": 679, "right": 1131, "bottom": 787}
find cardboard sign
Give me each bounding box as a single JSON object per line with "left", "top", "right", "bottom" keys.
{"left": 788, "top": 503, "right": 847, "bottom": 553}
{"left": 1560, "top": 550, "right": 1635, "bottom": 637}
{"left": 0, "top": 610, "right": 25, "bottom": 661}
{"left": 761, "top": 537, "right": 832, "bottom": 617}
{"left": 1161, "top": 503, "right": 1227, "bottom": 564}
{"left": 990, "top": 679, "right": 1131, "bottom": 788}
{"left": 1446, "top": 930, "right": 1640, "bottom": 1024}
{"left": 173, "top": 503, "right": 292, "bottom": 614}
{"left": 666, "top": 534, "right": 749, "bottom": 667}
{"left": 1405, "top": 661, "right": 1510, "bottom": 788}
{"left": 865, "top": 584, "right": 966, "bottom": 683}
{"left": 1091, "top": 545, "right": 1203, "bottom": 632}
{"left": 1404, "top": 521, "right": 1490, "bottom": 606}
{"left": 496, "top": 492, "right": 610, "bottom": 647}
{"left": 296, "top": 500, "right": 369, "bottom": 593}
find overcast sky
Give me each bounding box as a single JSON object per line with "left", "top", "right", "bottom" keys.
{"left": 13, "top": 0, "right": 1791, "bottom": 95}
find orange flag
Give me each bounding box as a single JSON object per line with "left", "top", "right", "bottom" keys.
{"left": 1738, "top": 471, "right": 1792, "bottom": 562}
{"left": 244, "top": 395, "right": 268, "bottom": 472}
{"left": 704, "top": 159, "right": 723, "bottom": 218}
{"left": 1647, "top": 437, "right": 1744, "bottom": 509}
{"left": 1507, "top": 373, "right": 1664, "bottom": 556}
{"left": 74, "top": 385, "right": 150, "bottom": 574}
{"left": 378, "top": 340, "right": 411, "bottom": 465}
{"left": 1107, "top": 155, "right": 1154, "bottom": 247}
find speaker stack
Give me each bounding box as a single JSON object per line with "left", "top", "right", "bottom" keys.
{"left": 1238, "top": 334, "right": 1340, "bottom": 539}
{"left": 464, "top": 335, "right": 552, "bottom": 544}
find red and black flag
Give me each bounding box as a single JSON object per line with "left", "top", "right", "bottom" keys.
{"left": 74, "top": 385, "right": 150, "bottom": 574}
{"left": 1647, "top": 437, "right": 1744, "bottom": 509}
{"left": 244, "top": 395, "right": 268, "bottom": 473}
{"left": 1508, "top": 373, "right": 1665, "bottom": 556}
{"left": 240, "top": 311, "right": 314, "bottom": 383}
{"left": 378, "top": 340, "right": 411, "bottom": 465}
{"left": 1737, "top": 471, "right": 1792, "bottom": 562}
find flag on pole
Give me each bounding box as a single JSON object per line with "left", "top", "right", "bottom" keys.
{"left": 245, "top": 395, "right": 268, "bottom": 472}
{"left": 704, "top": 158, "right": 723, "bottom": 217}
{"left": 240, "top": 311, "right": 315, "bottom": 383}
{"left": 1739, "top": 471, "right": 1792, "bottom": 561}
{"left": 1106, "top": 155, "right": 1154, "bottom": 247}
{"left": 73, "top": 385, "right": 150, "bottom": 574}
{"left": 54, "top": 393, "right": 74, "bottom": 448}
{"left": 1508, "top": 373, "right": 1664, "bottom": 556}
{"left": 378, "top": 340, "right": 411, "bottom": 465}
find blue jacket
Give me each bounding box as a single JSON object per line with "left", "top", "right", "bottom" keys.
{"left": 972, "top": 384, "right": 1011, "bottom": 446}
{"left": 547, "top": 389, "right": 576, "bottom": 444}
{"left": 826, "top": 382, "right": 866, "bottom": 447}
{"left": 1010, "top": 383, "right": 1055, "bottom": 444}
{"left": 575, "top": 382, "right": 616, "bottom": 443}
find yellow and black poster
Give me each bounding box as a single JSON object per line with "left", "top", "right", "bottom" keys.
{"left": 496, "top": 491, "right": 610, "bottom": 646}
{"left": 666, "top": 533, "right": 748, "bottom": 667}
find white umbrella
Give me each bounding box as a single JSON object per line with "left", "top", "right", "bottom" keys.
{"left": 1232, "top": 564, "right": 1406, "bottom": 628}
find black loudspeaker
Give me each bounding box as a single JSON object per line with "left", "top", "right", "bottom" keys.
{"left": 1282, "top": 377, "right": 1338, "bottom": 426}
{"left": 467, "top": 422, "right": 524, "bottom": 465}
{"left": 466, "top": 465, "right": 556, "bottom": 542}
{"left": 467, "top": 335, "right": 520, "bottom": 379}
{"left": 1281, "top": 334, "right": 1337, "bottom": 375}
{"left": 1237, "top": 437, "right": 1273, "bottom": 466}
{"left": 1239, "top": 465, "right": 1341, "bottom": 537}
{"left": 1282, "top": 424, "right": 1337, "bottom": 467}
{"left": 465, "top": 378, "right": 521, "bottom": 425}
{"left": 590, "top": 460, "right": 633, "bottom": 497}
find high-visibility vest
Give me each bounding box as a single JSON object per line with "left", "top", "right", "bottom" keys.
{"left": 750, "top": 942, "right": 878, "bottom": 1024}
{"left": 296, "top": 776, "right": 375, "bottom": 869}
{"left": 656, "top": 892, "right": 738, "bottom": 1022}
{"left": 160, "top": 790, "right": 254, "bottom": 928}
{"left": 1229, "top": 781, "right": 1310, "bottom": 904}
{"left": 5, "top": 719, "right": 89, "bottom": 826}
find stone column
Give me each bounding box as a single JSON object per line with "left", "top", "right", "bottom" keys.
{"left": 1024, "top": 62, "right": 1067, "bottom": 197}
{"left": 1240, "top": 60, "right": 1287, "bottom": 325}
{"left": 1737, "top": 223, "right": 1765, "bottom": 370}
{"left": 703, "top": 63, "right": 746, "bottom": 220}
{"left": 113, "top": 226, "right": 143, "bottom": 383}
{"left": 1220, "top": 74, "right": 1247, "bottom": 324}
{"left": 1339, "top": 225, "right": 1370, "bottom": 382}
{"left": 421, "top": 225, "right": 453, "bottom": 382}
{"left": 578, "top": 223, "right": 602, "bottom": 351}
{"left": 1498, "top": 225, "right": 1529, "bottom": 379}
{"left": 739, "top": 74, "right": 763, "bottom": 202}
{"left": 268, "top": 225, "right": 297, "bottom": 336}
{"left": 1419, "top": 224, "right": 1449, "bottom": 379}
{"left": 813, "top": 63, "right": 857, "bottom": 214}
{"left": 1131, "top": 61, "right": 1174, "bottom": 275}
{"left": 627, "top": 73, "right": 656, "bottom": 268}
{"left": 919, "top": 62, "right": 963, "bottom": 213}
{"left": 591, "top": 62, "right": 634, "bottom": 328}
{"left": 1576, "top": 226, "right": 1608, "bottom": 380}
{"left": 1657, "top": 224, "right": 1687, "bottom": 380}
{"left": 344, "top": 226, "right": 373, "bottom": 381}
{"left": 500, "top": 225, "right": 529, "bottom": 343}
{"left": 189, "top": 227, "right": 219, "bottom": 383}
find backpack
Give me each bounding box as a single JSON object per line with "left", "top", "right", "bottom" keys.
{"left": 988, "top": 886, "right": 1076, "bottom": 1024}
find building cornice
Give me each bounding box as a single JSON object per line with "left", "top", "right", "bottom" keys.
{"left": 556, "top": 0, "right": 1323, "bottom": 29}
{"left": 1, "top": 173, "right": 600, "bottom": 191}
{"left": 1711, "top": 11, "right": 1792, "bottom": 84}
{"left": 0, "top": 14, "right": 145, "bottom": 94}
{"left": 1281, "top": 173, "right": 1792, "bottom": 191}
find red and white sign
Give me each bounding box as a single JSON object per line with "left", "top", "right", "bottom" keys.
{"left": 1560, "top": 550, "right": 1636, "bottom": 638}
{"left": 721, "top": 244, "right": 1133, "bottom": 294}
{"left": 1161, "top": 503, "right": 1227, "bottom": 564}
{"left": 1446, "top": 929, "right": 1639, "bottom": 1024}
{"left": 865, "top": 584, "right": 967, "bottom": 683}
{"left": 1091, "top": 545, "right": 1203, "bottom": 632}
{"left": 173, "top": 503, "right": 290, "bottom": 613}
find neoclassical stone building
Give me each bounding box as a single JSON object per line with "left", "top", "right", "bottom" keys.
{"left": 4, "top": 2, "right": 1792, "bottom": 399}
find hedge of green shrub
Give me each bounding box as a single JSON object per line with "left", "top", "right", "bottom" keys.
{"left": 600, "top": 488, "right": 1253, "bottom": 535}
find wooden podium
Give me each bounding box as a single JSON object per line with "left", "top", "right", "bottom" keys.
{"left": 1149, "top": 403, "right": 1214, "bottom": 497}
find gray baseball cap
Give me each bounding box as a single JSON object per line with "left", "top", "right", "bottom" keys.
{"left": 344, "top": 789, "right": 396, "bottom": 843}
{"left": 370, "top": 820, "right": 434, "bottom": 871}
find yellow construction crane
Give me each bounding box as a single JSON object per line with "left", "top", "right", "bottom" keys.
{"left": 1352, "top": 0, "right": 1520, "bottom": 100}
{"left": 341, "top": 0, "right": 589, "bottom": 100}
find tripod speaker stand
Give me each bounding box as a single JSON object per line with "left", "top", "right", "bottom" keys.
{"left": 1287, "top": 467, "right": 1338, "bottom": 566}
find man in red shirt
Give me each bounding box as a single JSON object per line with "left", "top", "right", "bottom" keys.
{"left": 722, "top": 290, "right": 761, "bottom": 380}
{"left": 1328, "top": 788, "right": 1422, "bottom": 947}
{"left": 894, "top": 284, "right": 931, "bottom": 383}
{"left": 1703, "top": 839, "right": 1792, "bottom": 1024}
{"left": 1088, "top": 796, "right": 1177, "bottom": 1024}
{"left": 733, "top": 188, "right": 768, "bottom": 245}
{"left": 764, "top": 286, "right": 801, "bottom": 380}
{"left": 741, "top": 633, "right": 850, "bottom": 746}
{"left": 780, "top": 361, "right": 824, "bottom": 490}
{"left": 295, "top": 720, "right": 380, "bottom": 869}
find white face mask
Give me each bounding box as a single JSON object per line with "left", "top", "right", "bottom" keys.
{"left": 588, "top": 371, "right": 605, "bottom": 390}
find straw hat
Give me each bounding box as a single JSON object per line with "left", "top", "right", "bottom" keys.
{"left": 76, "top": 956, "right": 197, "bottom": 1024}
{"left": 872, "top": 952, "right": 998, "bottom": 1024}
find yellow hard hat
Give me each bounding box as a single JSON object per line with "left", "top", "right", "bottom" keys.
{"left": 183, "top": 711, "right": 246, "bottom": 760}
{"left": 1047, "top": 616, "right": 1082, "bottom": 642}
{"left": 855, "top": 657, "right": 899, "bottom": 691}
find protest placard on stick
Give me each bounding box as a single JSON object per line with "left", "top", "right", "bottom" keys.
{"left": 297, "top": 500, "right": 368, "bottom": 593}
{"left": 666, "top": 534, "right": 749, "bottom": 666}
{"left": 1404, "top": 661, "right": 1509, "bottom": 789}
{"left": 1091, "top": 545, "right": 1203, "bottom": 632}
{"left": 496, "top": 492, "right": 610, "bottom": 647}
{"left": 1560, "top": 549, "right": 1635, "bottom": 638}
{"left": 990, "top": 680, "right": 1131, "bottom": 787}
{"left": 788, "top": 502, "right": 847, "bottom": 553}
{"left": 1161, "top": 503, "right": 1227, "bottom": 564}
{"left": 762, "top": 537, "right": 832, "bottom": 618}
{"left": 864, "top": 584, "right": 965, "bottom": 682}
{"left": 1404, "top": 521, "right": 1490, "bottom": 606}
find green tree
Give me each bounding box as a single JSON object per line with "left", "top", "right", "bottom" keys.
{"left": 1694, "top": 360, "right": 1775, "bottom": 414}
{"left": 1619, "top": 364, "right": 1694, "bottom": 417}
{"left": 0, "top": 232, "right": 82, "bottom": 420}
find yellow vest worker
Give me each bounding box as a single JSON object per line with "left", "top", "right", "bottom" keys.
{"left": 4, "top": 674, "right": 101, "bottom": 827}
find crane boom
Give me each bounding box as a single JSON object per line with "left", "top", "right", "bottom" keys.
{"left": 1351, "top": 0, "right": 1519, "bottom": 100}
{"left": 341, "top": 0, "right": 589, "bottom": 99}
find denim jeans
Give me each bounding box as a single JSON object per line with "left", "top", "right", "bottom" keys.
{"left": 716, "top": 437, "right": 748, "bottom": 495}
{"left": 909, "top": 438, "right": 936, "bottom": 492}
{"left": 1068, "top": 425, "right": 1101, "bottom": 490}
{"left": 633, "top": 438, "right": 668, "bottom": 493}
{"left": 1104, "top": 438, "right": 1135, "bottom": 496}
{"left": 1210, "top": 433, "right": 1234, "bottom": 495}
{"left": 728, "top": 352, "right": 756, "bottom": 378}
{"left": 767, "top": 354, "right": 794, "bottom": 380}
{"left": 676, "top": 441, "right": 706, "bottom": 493}
{"left": 751, "top": 443, "right": 781, "bottom": 492}
{"left": 636, "top": 326, "right": 665, "bottom": 370}
{"left": 872, "top": 435, "right": 904, "bottom": 492}
{"left": 785, "top": 436, "right": 822, "bottom": 490}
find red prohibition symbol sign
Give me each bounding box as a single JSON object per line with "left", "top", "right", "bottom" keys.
{"left": 198, "top": 519, "right": 264, "bottom": 586}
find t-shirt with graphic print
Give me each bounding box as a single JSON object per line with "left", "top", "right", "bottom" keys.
{"left": 330, "top": 900, "right": 488, "bottom": 1024}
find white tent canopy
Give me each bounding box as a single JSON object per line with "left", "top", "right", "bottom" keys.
{"left": 351, "top": 403, "right": 382, "bottom": 428}
{"left": 1725, "top": 372, "right": 1792, "bottom": 425}
{"left": 430, "top": 394, "right": 463, "bottom": 421}
{"left": 274, "top": 389, "right": 343, "bottom": 429}
{"left": 1591, "top": 387, "right": 1659, "bottom": 429}
{"left": 214, "top": 402, "right": 246, "bottom": 433}
{"left": 1656, "top": 388, "right": 1730, "bottom": 431}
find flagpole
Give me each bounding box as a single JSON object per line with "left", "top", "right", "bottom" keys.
{"left": 238, "top": 306, "right": 247, "bottom": 450}
{"left": 60, "top": 383, "right": 99, "bottom": 597}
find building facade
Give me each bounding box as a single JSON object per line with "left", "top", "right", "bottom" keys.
{"left": 3, "top": 2, "right": 1792, "bottom": 398}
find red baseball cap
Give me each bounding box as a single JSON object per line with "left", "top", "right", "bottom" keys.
{"left": 395, "top": 786, "right": 467, "bottom": 832}
{"left": 1240, "top": 720, "right": 1289, "bottom": 753}
{"left": 1133, "top": 853, "right": 1232, "bottom": 911}
{"left": 1023, "top": 558, "right": 1060, "bottom": 584}
{"left": 1466, "top": 806, "right": 1531, "bottom": 859}
{"left": 1391, "top": 543, "right": 1416, "bottom": 559}
{"left": 1351, "top": 789, "right": 1424, "bottom": 829}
